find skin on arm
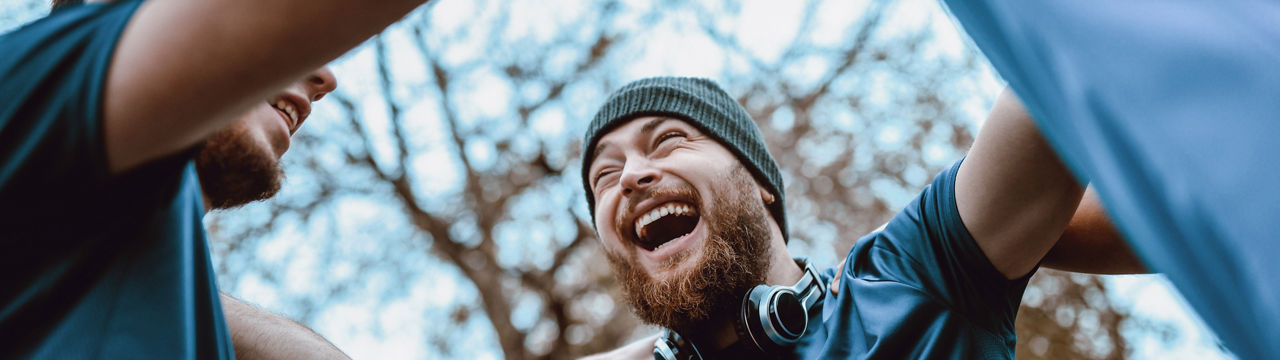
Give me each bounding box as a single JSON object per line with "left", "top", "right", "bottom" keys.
{"left": 954, "top": 88, "right": 1085, "bottom": 280}
{"left": 104, "top": 0, "right": 428, "bottom": 173}
{"left": 834, "top": 90, "right": 1081, "bottom": 290}
{"left": 833, "top": 189, "right": 1148, "bottom": 294}
{"left": 1041, "top": 187, "right": 1149, "bottom": 274}
{"left": 220, "top": 293, "right": 351, "bottom": 360}
{"left": 579, "top": 333, "right": 660, "bottom": 360}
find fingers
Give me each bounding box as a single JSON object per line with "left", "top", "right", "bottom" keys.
{"left": 830, "top": 257, "right": 846, "bottom": 295}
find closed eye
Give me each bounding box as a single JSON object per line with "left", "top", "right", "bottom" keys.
{"left": 654, "top": 130, "right": 685, "bottom": 148}
{"left": 594, "top": 169, "right": 618, "bottom": 189}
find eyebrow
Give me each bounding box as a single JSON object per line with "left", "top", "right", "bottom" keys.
{"left": 592, "top": 143, "right": 609, "bottom": 162}
{"left": 591, "top": 117, "right": 671, "bottom": 161}
{"left": 640, "top": 117, "right": 668, "bottom": 137}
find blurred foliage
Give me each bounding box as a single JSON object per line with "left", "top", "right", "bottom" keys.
{"left": 1017, "top": 270, "right": 1174, "bottom": 360}
{"left": 1, "top": 0, "right": 1172, "bottom": 359}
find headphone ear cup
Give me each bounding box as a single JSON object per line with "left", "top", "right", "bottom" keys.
{"left": 733, "top": 259, "right": 822, "bottom": 354}
{"left": 767, "top": 289, "right": 808, "bottom": 343}
{"left": 653, "top": 330, "right": 678, "bottom": 360}
{"left": 736, "top": 284, "right": 772, "bottom": 352}
{"left": 737, "top": 284, "right": 810, "bottom": 353}
{"left": 654, "top": 337, "right": 676, "bottom": 360}
{"left": 654, "top": 328, "right": 700, "bottom": 360}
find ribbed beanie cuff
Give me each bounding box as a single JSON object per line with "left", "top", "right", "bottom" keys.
{"left": 581, "top": 77, "right": 787, "bottom": 241}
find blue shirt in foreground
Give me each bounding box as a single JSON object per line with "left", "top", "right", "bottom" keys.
{"left": 792, "top": 160, "right": 1030, "bottom": 359}
{"left": 0, "top": 2, "right": 234, "bottom": 358}
{"left": 938, "top": 2, "right": 1280, "bottom": 358}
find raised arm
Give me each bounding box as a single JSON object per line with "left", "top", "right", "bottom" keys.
{"left": 955, "top": 88, "right": 1085, "bottom": 280}
{"left": 1042, "top": 187, "right": 1150, "bottom": 274}
{"left": 832, "top": 187, "right": 1147, "bottom": 294}
{"left": 104, "top": 0, "right": 428, "bottom": 173}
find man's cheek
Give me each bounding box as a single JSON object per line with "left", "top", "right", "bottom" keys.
{"left": 598, "top": 232, "right": 629, "bottom": 256}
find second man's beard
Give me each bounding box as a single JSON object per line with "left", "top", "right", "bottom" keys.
{"left": 194, "top": 126, "right": 285, "bottom": 210}
{"left": 605, "top": 165, "right": 774, "bottom": 333}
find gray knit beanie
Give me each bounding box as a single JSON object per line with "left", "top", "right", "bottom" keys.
{"left": 581, "top": 77, "right": 787, "bottom": 241}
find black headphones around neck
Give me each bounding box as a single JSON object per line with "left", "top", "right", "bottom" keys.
{"left": 653, "top": 258, "right": 826, "bottom": 360}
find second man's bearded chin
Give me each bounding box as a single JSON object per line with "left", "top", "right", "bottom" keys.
{"left": 194, "top": 126, "right": 284, "bottom": 210}
{"left": 605, "top": 165, "right": 774, "bottom": 333}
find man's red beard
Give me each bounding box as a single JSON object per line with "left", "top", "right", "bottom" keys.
{"left": 604, "top": 165, "right": 774, "bottom": 333}
{"left": 194, "top": 125, "right": 284, "bottom": 210}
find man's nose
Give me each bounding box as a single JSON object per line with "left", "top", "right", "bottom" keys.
{"left": 620, "top": 161, "right": 661, "bottom": 197}
{"left": 305, "top": 66, "right": 338, "bottom": 102}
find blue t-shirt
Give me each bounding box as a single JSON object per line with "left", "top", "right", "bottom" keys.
{"left": 0, "top": 2, "right": 234, "bottom": 358}
{"left": 792, "top": 160, "right": 1030, "bottom": 359}
{"left": 937, "top": 2, "right": 1280, "bottom": 359}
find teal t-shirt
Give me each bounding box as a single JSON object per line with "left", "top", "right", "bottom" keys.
{"left": 938, "top": 1, "right": 1280, "bottom": 358}
{"left": 0, "top": 1, "right": 234, "bottom": 358}
{"left": 793, "top": 159, "right": 1030, "bottom": 359}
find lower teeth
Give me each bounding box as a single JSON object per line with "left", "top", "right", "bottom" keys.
{"left": 652, "top": 232, "right": 691, "bottom": 251}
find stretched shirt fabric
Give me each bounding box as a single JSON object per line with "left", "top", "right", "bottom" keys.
{"left": 0, "top": 2, "right": 234, "bottom": 358}
{"left": 791, "top": 160, "right": 1031, "bottom": 359}
{"left": 937, "top": 2, "right": 1280, "bottom": 358}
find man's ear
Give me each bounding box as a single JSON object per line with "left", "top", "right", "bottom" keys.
{"left": 759, "top": 186, "right": 775, "bottom": 205}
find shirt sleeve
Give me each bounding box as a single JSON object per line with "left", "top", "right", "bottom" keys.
{"left": 848, "top": 158, "right": 1030, "bottom": 334}
{"left": 0, "top": 1, "right": 146, "bottom": 220}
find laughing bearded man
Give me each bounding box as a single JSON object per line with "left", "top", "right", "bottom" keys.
{"left": 579, "top": 77, "right": 1136, "bottom": 359}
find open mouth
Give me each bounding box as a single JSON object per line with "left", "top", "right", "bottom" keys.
{"left": 268, "top": 97, "right": 300, "bottom": 132}
{"left": 633, "top": 202, "right": 700, "bottom": 251}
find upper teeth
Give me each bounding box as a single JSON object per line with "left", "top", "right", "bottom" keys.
{"left": 273, "top": 99, "right": 299, "bottom": 128}
{"left": 635, "top": 202, "right": 694, "bottom": 238}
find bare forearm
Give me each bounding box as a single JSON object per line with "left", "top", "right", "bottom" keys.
{"left": 1042, "top": 188, "right": 1150, "bottom": 274}
{"left": 106, "top": 0, "right": 430, "bottom": 173}
{"left": 580, "top": 334, "right": 658, "bottom": 360}
{"left": 220, "top": 293, "right": 350, "bottom": 360}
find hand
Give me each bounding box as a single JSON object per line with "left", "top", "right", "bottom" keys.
{"left": 832, "top": 222, "right": 886, "bottom": 295}
{"left": 830, "top": 256, "right": 846, "bottom": 295}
